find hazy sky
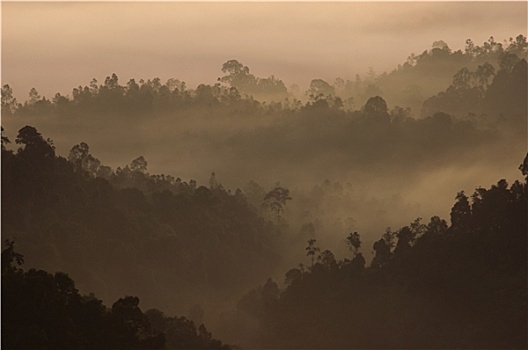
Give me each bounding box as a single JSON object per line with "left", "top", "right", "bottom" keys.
{"left": 2, "top": 1, "right": 527, "bottom": 100}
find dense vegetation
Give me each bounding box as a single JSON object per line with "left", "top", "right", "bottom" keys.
{"left": 3, "top": 35, "right": 526, "bottom": 117}
{"left": 226, "top": 160, "right": 528, "bottom": 348}
{"left": 2, "top": 36, "right": 526, "bottom": 194}
{"left": 2, "top": 241, "right": 230, "bottom": 349}
{"left": 1, "top": 125, "right": 282, "bottom": 316}
{"left": 2, "top": 35, "right": 527, "bottom": 348}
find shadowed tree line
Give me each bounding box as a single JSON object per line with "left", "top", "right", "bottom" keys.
{"left": 423, "top": 56, "right": 527, "bottom": 126}
{"left": 1, "top": 35, "right": 527, "bottom": 349}
{"left": 368, "top": 34, "right": 528, "bottom": 114}
{"left": 225, "top": 156, "right": 528, "bottom": 348}
{"left": 1, "top": 125, "right": 287, "bottom": 315}
{"left": 1, "top": 64, "right": 286, "bottom": 120}
{"left": 3, "top": 127, "right": 526, "bottom": 348}
{"left": 2, "top": 35, "right": 526, "bottom": 119}
{"left": 2, "top": 37, "right": 526, "bottom": 190}
{"left": 2, "top": 241, "right": 230, "bottom": 349}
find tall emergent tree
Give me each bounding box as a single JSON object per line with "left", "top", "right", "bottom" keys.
{"left": 263, "top": 185, "right": 292, "bottom": 222}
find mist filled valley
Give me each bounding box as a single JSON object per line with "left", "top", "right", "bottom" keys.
{"left": 2, "top": 21, "right": 528, "bottom": 349}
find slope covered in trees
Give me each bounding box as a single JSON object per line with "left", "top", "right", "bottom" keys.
{"left": 1, "top": 125, "right": 283, "bottom": 318}
{"left": 1, "top": 71, "right": 523, "bottom": 202}
{"left": 2, "top": 36, "right": 525, "bottom": 192}
{"left": 371, "top": 34, "right": 528, "bottom": 115}
{"left": 423, "top": 56, "right": 527, "bottom": 127}
{"left": 2, "top": 132, "right": 526, "bottom": 348}
{"left": 2, "top": 241, "right": 230, "bottom": 349}
{"left": 224, "top": 159, "right": 528, "bottom": 348}
{"left": 1, "top": 35, "right": 527, "bottom": 348}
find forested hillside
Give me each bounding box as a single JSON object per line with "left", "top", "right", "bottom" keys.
{"left": 1, "top": 126, "right": 283, "bottom": 317}
{"left": 2, "top": 241, "right": 230, "bottom": 349}
{"left": 2, "top": 35, "right": 527, "bottom": 348}
{"left": 223, "top": 160, "right": 527, "bottom": 348}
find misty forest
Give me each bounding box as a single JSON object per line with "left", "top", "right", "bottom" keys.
{"left": 2, "top": 34, "right": 527, "bottom": 349}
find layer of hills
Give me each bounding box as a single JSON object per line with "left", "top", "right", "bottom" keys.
{"left": 2, "top": 35, "right": 527, "bottom": 348}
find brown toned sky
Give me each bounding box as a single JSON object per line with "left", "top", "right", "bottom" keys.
{"left": 2, "top": 1, "right": 527, "bottom": 100}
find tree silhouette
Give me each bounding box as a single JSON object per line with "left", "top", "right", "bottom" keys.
{"left": 1, "top": 127, "right": 10, "bottom": 151}
{"left": 450, "top": 191, "right": 471, "bottom": 233}
{"left": 305, "top": 238, "right": 320, "bottom": 268}
{"left": 263, "top": 185, "right": 292, "bottom": 222}
{"left": 307, "top": 79, "right": 335, "bottom": 101}
{"left": 345, "top": 231, "right": 361, "bottom": 257}
{"left": 371, "top": 228, "right": 395, "bottom": 268}
{"left": 219, "top": 60, "right": 288, "bottom": 100}
{"left": 1, "top": 240, "right": 24, "bottom": 275}
{"left": 68, "top": 142, "right": 102, "bottom": 176}
{"left": 130, "top": 155, "right": 148, "bottom": 173}
{"left": 520, "top": 153, "right": 528, "bottom": 179}
{"left": 1, "top": 84, "right": 18, "bottom": 114}
{"left": 15, "top": 125, "right": 55, "bottom": 158}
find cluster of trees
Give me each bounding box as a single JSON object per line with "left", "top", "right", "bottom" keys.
{"left": 227, "top": 157, "right": 528, "bottom": 348}
{"left": 1, "top": 125, "right": 288, "bottom": 316}
{"left": 218, "top": 93, "right": 500, "bottom": 181}
{"left": 423, "top": 55, "right": 527, "bottom": 126}
{"left": 2, "top": 35, "right": 526, "bottom": 348}
{"left": 1, "top": 72, "right": 264, "bottom": 120}
{"left": 0, "top": 58, "right": 292, "bottom": 122}
{"left": 2, "top": 38, "right": 525, "bottom": 179}
{"left": 3, "top": 35, "right": 526, "bottom": 121}
{"left": 2, "top": 241, "right": 230, "bottom": 349}
{"left": 3, "top": 125, "right": 526, "bottom": 348}
{"left": 2, "top": 37, "right": 525, "bottom": 194}
{"left": 218, "top": 60, "right": 289, "bottom": 101}
{"left": 373, "top": 34, "right": 528, "bottom": 114}
{"left": 273, "top": 35, "right": 528, "bottom": 114}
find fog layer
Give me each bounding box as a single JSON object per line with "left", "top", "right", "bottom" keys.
{"left": 2, "top": 2, "right": 527, "bottom": 99}
{"left": 1, "top": 4, "right": 527, "bottom": 348}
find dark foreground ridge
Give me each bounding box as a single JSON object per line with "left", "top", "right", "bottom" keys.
{"left": 1, "top": 240, "right": 231, "bottom": 349}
